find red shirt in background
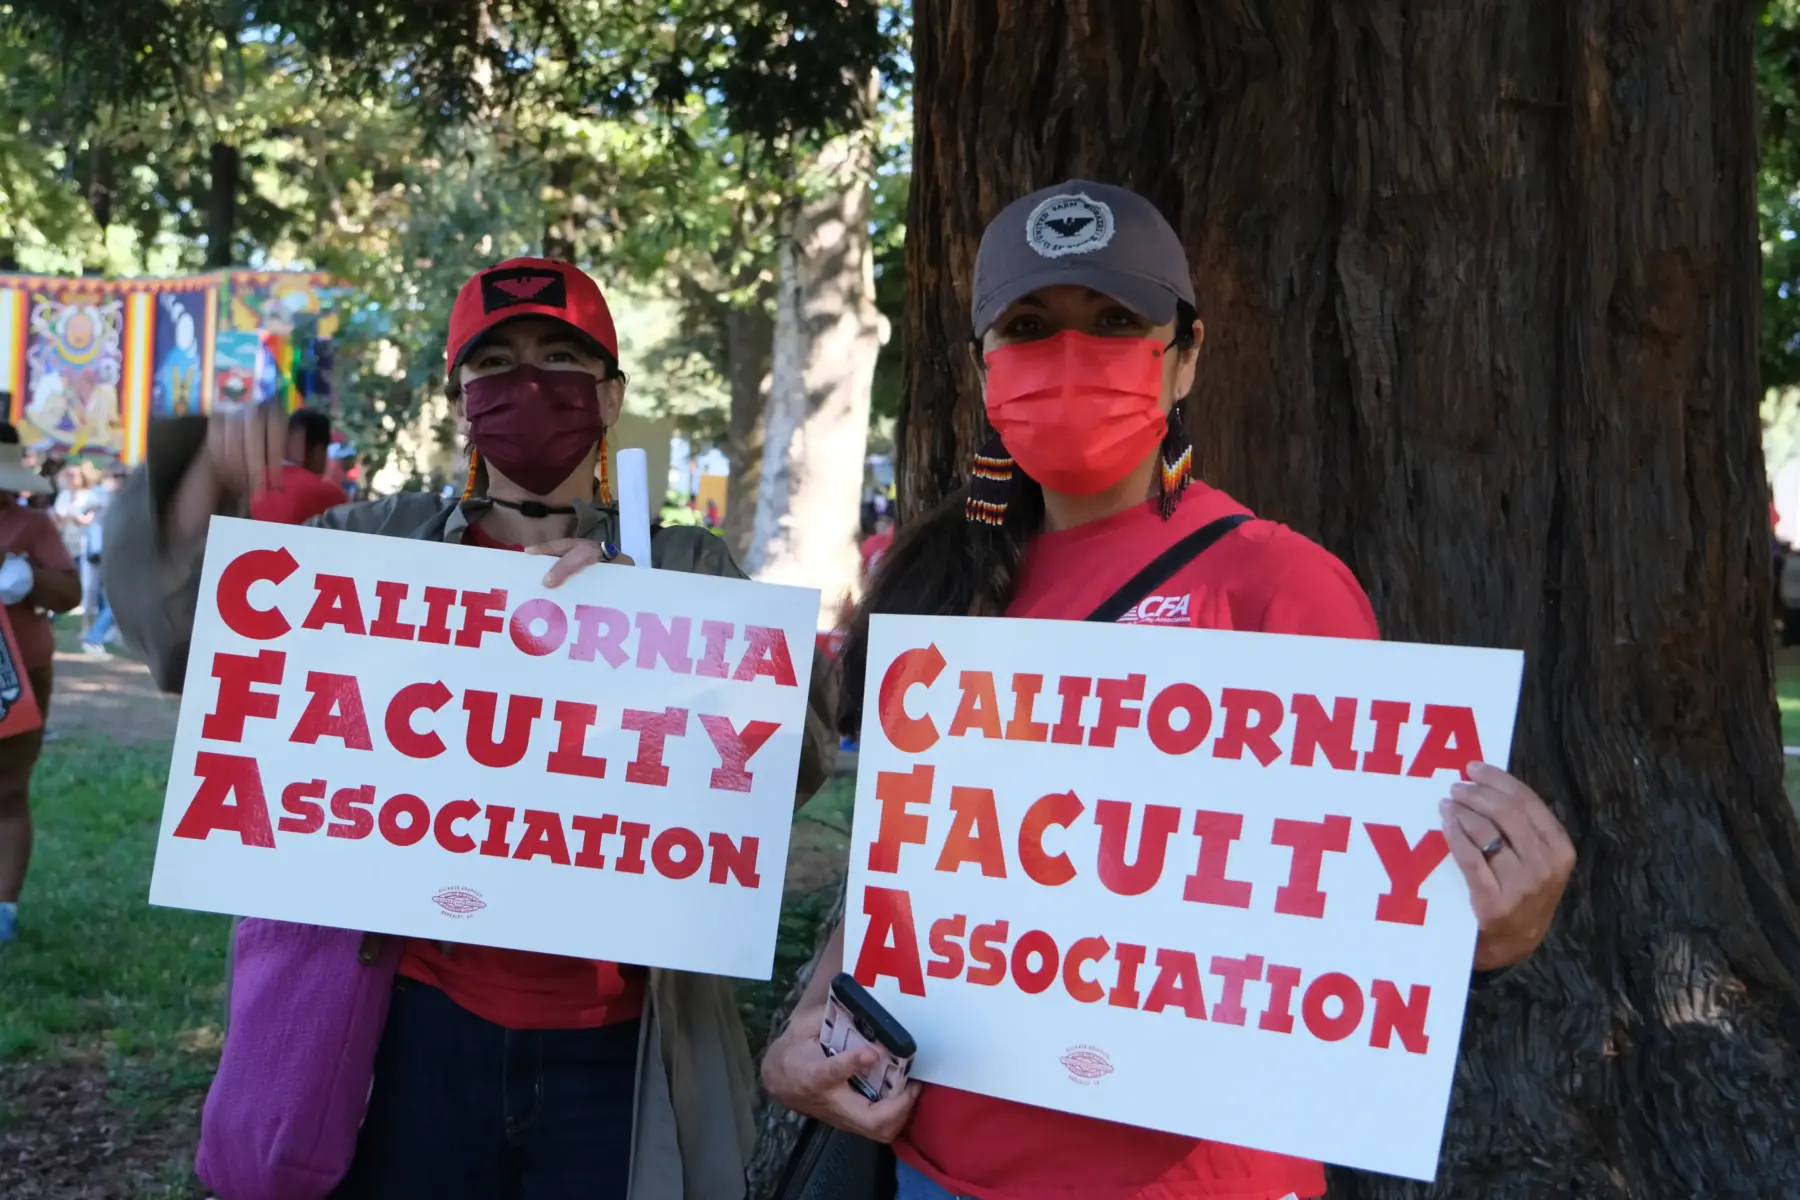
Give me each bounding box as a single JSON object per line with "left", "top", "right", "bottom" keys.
{"left": 395, "top": 520, "right": 647, "bottom": 1030}
{"left": 894, "top": 483, "right": 1372, "bottom": 1200}
{"left": 860, "top": 529, "right": 893, "bottom": 578}
{"left": 0, "top": 505, "right": 77, "bottom": 671}
{"left": 249, "top": 463, "right": 349, "bottom": 526}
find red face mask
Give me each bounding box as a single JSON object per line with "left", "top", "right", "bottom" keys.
{"left": 462, "top": 364, "right": 605, "bottom": 497}
{"left": 982, "top": 331, "right": 1170, "bottom": 496}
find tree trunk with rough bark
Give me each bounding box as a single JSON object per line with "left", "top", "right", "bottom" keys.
{"left": 747, "top": 105, "right": 883, "bottom": 628}
{"left": 724, "top": 296, "right": 775, "bottom": 563}
{"left": 205, "top": 140, "right": 239, "bottom": 270}
{"left": 900, "top": 0, "right": 1800, "bottom": 1195}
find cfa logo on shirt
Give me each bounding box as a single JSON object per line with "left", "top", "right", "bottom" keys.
{"left": 1117, "top": 594, "right": 1192, "bottom": 627}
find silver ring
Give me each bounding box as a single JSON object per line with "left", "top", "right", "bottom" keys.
{"left": 599, "top": 541, "right": 619, "bottom": 562}
{"left": 1481, "top": 835, "right": 1507, "bottom": 860}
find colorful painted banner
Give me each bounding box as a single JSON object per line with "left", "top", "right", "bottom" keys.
{"left": 0, "top": 270, "right": 341, "bottom": 461}
{"left": 17, "top": 284, "right": 128, "bottom": 457}
{"left": 150, "top": 285, "right": 209, "bottom": 420}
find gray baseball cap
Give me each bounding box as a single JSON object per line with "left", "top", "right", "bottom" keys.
{"left": 971, "top": 180, "right": 1196, "bottom": 337}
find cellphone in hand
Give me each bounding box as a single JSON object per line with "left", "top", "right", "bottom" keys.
{"left": 820, "top": 973, "right": 916, "bottom": 1102}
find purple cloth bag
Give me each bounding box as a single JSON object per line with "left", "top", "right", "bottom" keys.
{"left": 196, "top": 919, "right": 402, "bottom": 1200}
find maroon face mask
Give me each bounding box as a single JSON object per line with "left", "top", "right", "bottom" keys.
{"left": 462, "top": 364, "right": 606, "bottom": 497}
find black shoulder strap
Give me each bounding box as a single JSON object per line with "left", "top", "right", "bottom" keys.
{"left": 1085, "top": 514, "right": 1253, "bottom": 623}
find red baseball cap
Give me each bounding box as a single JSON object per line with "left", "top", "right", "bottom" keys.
{"left": 445, "top": 257, "right": 619, "bottom": 381}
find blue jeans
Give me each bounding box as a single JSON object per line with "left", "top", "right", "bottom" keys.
{"left": 896, "top": 1160, "right": 971, "bottom": 1200}
{"left": 332, "top": 980, "right": 639, "bottom": 1199}
{"left": 84, "top": 595, "right": 114, "bottom": 645}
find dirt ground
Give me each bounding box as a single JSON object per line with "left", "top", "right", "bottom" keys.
{"left": 42, "top": 646, "right": 180, "bottom": 746}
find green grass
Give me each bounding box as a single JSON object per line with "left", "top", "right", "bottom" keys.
{"left": 0, "top": 737, "right": 229, "bottom": 1064}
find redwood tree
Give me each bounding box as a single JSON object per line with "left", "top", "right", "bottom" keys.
{"left": 900, "top": 0, "right": 1800, "bottom": 1193}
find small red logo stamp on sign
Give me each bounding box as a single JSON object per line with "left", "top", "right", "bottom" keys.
{"left": 1060, "top": 1045, "right": 1114, "bottom": 1084}
{"left": 432, "top": 886, "right": 486, "bottom": 918}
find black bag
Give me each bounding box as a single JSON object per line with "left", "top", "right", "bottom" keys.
{"left": 767, "top": 513, "right": 1254, "bottom": 1200}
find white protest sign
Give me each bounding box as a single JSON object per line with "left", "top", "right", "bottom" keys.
{"left": 845, "top": 615, "right": 1523, "bottom": 1180}
{"left": 151, "top": 517, "right": 819, "bottom": 979}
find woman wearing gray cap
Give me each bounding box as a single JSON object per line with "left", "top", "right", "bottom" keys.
{"left": 760, "top": 181, "right": 1576, "bottom": 1200}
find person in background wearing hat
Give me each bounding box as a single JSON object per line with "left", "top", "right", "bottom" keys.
{"left": 760, "top": 182, "right": 1577, "bottom": 1200}
{"left": 247, "top": 406, "right": 349, "bottom": 526}
{"left": 0, "top": 421, "right": 80, "bottom": 944}
{"left": 104, "top": 258, "right": 837, "bottom": 1198}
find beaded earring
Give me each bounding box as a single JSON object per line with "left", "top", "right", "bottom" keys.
{"left": 1158, "top": 398, "right": 1193, "bottom": 519}
{"left": 965, "top": 434, "right": 1015, "bottom": 526}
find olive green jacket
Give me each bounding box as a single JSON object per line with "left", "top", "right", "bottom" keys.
{"left": 104, "top": 416, "right": 836, "bottom": 1200}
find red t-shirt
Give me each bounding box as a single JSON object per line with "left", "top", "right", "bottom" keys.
{"left": 249, "top": 463, "right": 349, "bottom": 526}
{"left": 0, "top": 505, "right": 76, "bottom": 671}
{"left": 895, "top": 483, "right": 1376, "bottom": 1200}
{"left": 395, "top": 519, "right": 648, "bottom": 1030}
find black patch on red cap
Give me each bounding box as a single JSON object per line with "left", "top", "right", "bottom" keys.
{"left": 480, "top": 266, "right": 567, "bottom": 314}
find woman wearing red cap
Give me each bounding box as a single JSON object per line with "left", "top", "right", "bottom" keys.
{"left": 760, "top": 184, "right": 1576, "bottom": 1200}
{"left": 106, "top": 258, "right": 835, "bottom": 1199}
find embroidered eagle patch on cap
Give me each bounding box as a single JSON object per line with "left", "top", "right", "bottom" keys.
{"left": 1026, "top": 193, "right": 1116, "bottom": 258}
{"left": 480, "top": 265, "right": 569, "bottom": 314}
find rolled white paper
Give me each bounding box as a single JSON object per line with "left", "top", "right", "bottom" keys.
{"left": 615, "top": 447, "right": 653, "bottom": 569}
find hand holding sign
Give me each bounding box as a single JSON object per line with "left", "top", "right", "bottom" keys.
{"left": 1441, "top": 762, "right": 1575, "bottom": 972}
{"left": 525, "top": 537, "right": 634, "bottom": 584}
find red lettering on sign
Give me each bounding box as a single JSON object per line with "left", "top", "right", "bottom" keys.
{"left": 455, "top": 588, "right": 509, "bottom": 650}
{"left": 1018, "top": 789, "right": 1083, "bottom": 887}
{"left": 616, "top": 821, "right": 651, "bottom": 873}
{"left": 1143, "top": 949, "right": 1207, "bottom": 1019}
{"left": 433, "top": 798, "right": 480, "bottom": 854}
{"left": 1095, "top": 800, "right": 1182, "bottom": 897}
{"left": 854, "top": 885, "right": 925, "bottom": 996}
{"left": 1361, "top": 699, "right": 1411, "bottom": 774}
{"left": 637, "top": 613, "right": 694, "bottom": 673}
{"left": 949, "top": 670, "right": 1003, "bottom": 740}
{"left": 868, "top": 764, "right": 933, "bottom": 873}
{"left": 386, "top": 680, "right": 451, "bottom": 759}
{"left": 278, "top": 779, "right": 326, "bottom": 834}
{"left": 966, "top": 920, "right": 1010, "bottom": 987}
{"left": 1147, "top": 682, "right": 1212, "bottom": 755}
{"left": 464, "top": 691, "right": 544, "bottom": 769}
{"left": 697, "top": 714, "right": 778, "bottom": 792}
{"left": 1109, "top": 942, "right": 1148, "bottom": 1010}
{"left": 1370, "top": 981, "right": 1432, "bottom": 1053}
{"left": 1407, "top": 705, "right": 1484, "bottom": 779}
{"left": 303, "top": 573, "right": 367, "bottom": 635}
{"left": 1207, "top": 954, "right": 1265, "bottom": 1027}
{"left": 1011, "top": 930, "right": 1059, "bottom": 995}
{"left": 1366, "top": 823, "right": 1451, "bottom": 925}
{"left": 417, "top": 585, "right": 458, "bottom": 645}
{"left": 1214, "top": 688, "right": 1284, "bottom": 765}
{"left": 378, "top": 793, "right": 431, "bottom": 847}
{"left": 509, "top": 598, "right": 569, "bottom": 656}
{"left": 326, "top": 785, "right": 375, "bottom": 840}
{"left": 1063, "top": 936, "right": 1111, "bottom": 1004}
{"left": 546, "top": 701, "right": 608, "bottom": 780}
{"left": 1050, "top": 676, "right": 1091, "bottom": 746}
{"left": 1089, "top": 674, "right": 1146, "bottom": 749}
{"left": 706, "top": 832, "right": 761, "bottom": 887}
{"left": 928, "top": 915, "right": 967, "bottom": 979}
{"left": 622, "top": 706, "right": 689, "bottom": 786}
{"left": 935, "top": 787, "right": 1006, "bottom": 878}
{"left": 652, "top": 826, "right": 704, "bottom": 879}
{"left": 1290, "top": 694, "right": 1357, "bottom": 770}
{"left": 479, "top": 805, "right": 516, "bottom": 857}
{"left": 877, "top": 644, "right": 945, "bottom": 754}
{"left": 571, "top": 813, "right": 617, "bottom": 869}
{"left": 733, "top": 626, "right": 798, "bottom": 686}
{"left": 1259, "top": 963, "right": 1304, "bottom": 1034}
{"left": 369, "top": 580, "right": 417, "bottom": 641}
{"left": 570, "top": 605, "right": 631, "bottom": 666}
{"left": 1005, "top": 673, "right": 1050, "bottom": 742}
{"left": 513, "top": 808, "right": 572, "bottom": 865}
{"left": 1271, "top": 815, "right": 1353, "bottom": 918}
{"left": 695, "top": 620, "right": 734, "bottom": 678}
{"left": 217, "top": 547, "right": 297, "bottom": 641}
{"left": 173, "top": 752, "right": 275, "bottom": 846}
{"left": 1182, "top": 810, "right": 1254, "bottom": 909}
{"left": 1302, "top": 972, "right": 1365, "bottom": 1042}
{"left": 203, "top": 649, "right": 284, "bottom": 743}
{"left": 291, "top": 672, "right": 373, "bottom": 750}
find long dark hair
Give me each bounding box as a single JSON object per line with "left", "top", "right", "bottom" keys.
{"left": 836, "top": 301, "right": 1200, "bottom": 736}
